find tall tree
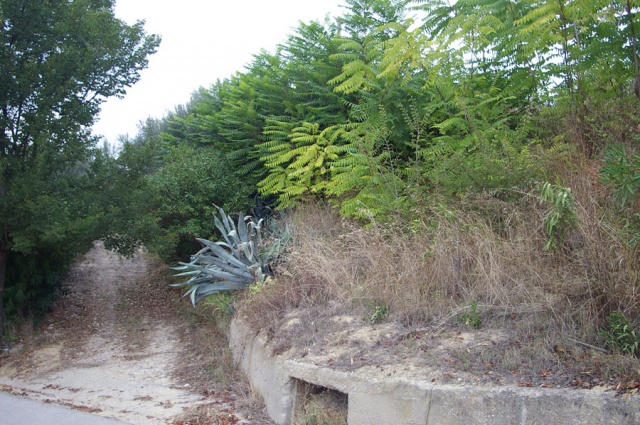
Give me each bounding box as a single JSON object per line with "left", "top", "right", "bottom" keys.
{"left": 0, "top": 0, "right": 160, "bottom": 336}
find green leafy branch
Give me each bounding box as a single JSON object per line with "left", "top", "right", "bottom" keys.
{"left": 540, "top": 182, "right": 577, "bottom": 252}
{"left": 601, "top": 311, "right": 640, "bottom": 357}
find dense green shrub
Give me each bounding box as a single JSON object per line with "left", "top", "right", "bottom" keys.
{"left": 145, "top": 146, "right": 254, "bottom": 260}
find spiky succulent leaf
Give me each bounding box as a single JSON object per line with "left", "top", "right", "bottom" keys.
{"left": 195, "top": 238, "right": 248, "bottom": 268}
{"left": 172, "top": 207, "right": 272, "bottom": 305}
{"left": 184, "top": 281, "right": 249, "bottom": 304}
{"left": 189, "top": 254, "right": 253, "bottom": 278}
{"left": 237, "top": 213, "right": 249, "bottom": 243}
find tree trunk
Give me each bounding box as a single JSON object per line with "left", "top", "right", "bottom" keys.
{"left": 0, "top": 247, "right": 7, "bottom": 339}
{"left": 626, "top": 1, "right": 640, "bottom": 99}
{"left": 0, "top": 184, "right": 7, "bottom": 338}
{"left": 0, "top": 214, "right": 8, "bottom": 339}
{"left": 557, "top": 1, "right": 575, "bottom": 113}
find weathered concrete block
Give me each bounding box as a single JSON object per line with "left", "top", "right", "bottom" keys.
{"left": 230, "top": 317, "right": 640, "bottom": 425}
{"left": 229, "top": 319, "right": 294, "bottom": 425}
{"left": 348, "top": 380, "right": 431, "bottom": 425}
{"left": 522, "top": 387, "right": 639, "bottom": 425}
{"left": 286, "top": 361, "right": 356, "bottom": 394}
{"left": 427, "top": 386, "right": 526, "bottom": 425}
{"left": 427, "top": 385, "right": 640, "bottom": 425}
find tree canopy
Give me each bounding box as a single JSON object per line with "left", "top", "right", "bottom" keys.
{"left": 0, "top": 0, "right": 160, "bottom": 336}
{"left": 4, "top": 0, "right": 640, "bottom": 337}
{"left": 113, "top": 0, "right": 640, "bottom": 225}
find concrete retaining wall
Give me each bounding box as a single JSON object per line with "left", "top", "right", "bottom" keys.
{"left": 229, "top": 318, "right": 640, "bottom": 425}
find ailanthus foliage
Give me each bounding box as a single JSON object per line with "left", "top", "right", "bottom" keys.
{"left": 119, "top": 0, "right": 640, "bottom": 226}
{"left": 75, "top": 0, "right": 640, "bottom": 379}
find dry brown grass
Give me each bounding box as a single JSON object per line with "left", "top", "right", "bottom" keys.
{"left": 240, "top": 161, "right": 640, "bottom": 385}
{"left": 292, "top": 380, "right": 348, "bottom": 425}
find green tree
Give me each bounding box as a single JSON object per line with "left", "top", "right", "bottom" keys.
{"left": 98, "top": 104, "right": 255, "bottom": 263}
{"left": 0, "top": 0, "right": 159, "bottom": 336}
{"left": 144, "top": 145, "right": 254, "bottom": 261}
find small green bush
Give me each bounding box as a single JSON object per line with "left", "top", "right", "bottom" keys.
{"left": 601, "top": 311, "right": 639, "bottom": 357}
{"left": 540, "top": 182, "right": 577, "bottom": 251}
{"left": 457, "top": 300, "right": 482, "bottom": 329}
{"left": 369, "top": 301, "right": 389, "bottom": 324}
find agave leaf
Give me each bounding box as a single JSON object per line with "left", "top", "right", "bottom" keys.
{"left": 206, "top": 244, "right": 248, "bottom": 268}
{"left": 194, "top": 255, "right": 253, "bottom": 278}
{"left": 189, "top": 281, "right": 249, "bottom": 305}
{"left": 170, "top": 276, "right": 216, "bottom": 288}
{"left": 214, "top": 207, "right": 238, "bottom": 248}
{"left": 171, "top": 264, "right": 191, "bottom": 272}
{"left": 184, "top": 277, "right": 214, "bottom": 286}
{"left": 175, "top": 262, "right": 233, "bottom": 280}
{"left": 202, "top": 269, "right": 252, "bottom": 284}
{"left": 227, "top": 229, "right": 239, "bottom": 246}
{"left": 215, "top": 241, "right": 232, "bottom": 250}
{"left": 223, "top": 209, "right": 238, "bottom": 240}
{"left": 237, "top": 212, "right": 249, "bottom": 243}
{"left": 248, "top": 220, "right": 263, "bottom": 248}
{"left": 183, "top": 264, "right": 252, "bottom": 284}
{"left": 214, "top": 215, "right": 233, "bottom": 247}
{"left": 226, "top": 242, "right": 253, "bottom": 265}
{"left": 243, "top": 241, "right": 256, "bottom": 262}
{"left": 215, "top": 205, "right": 231, "bottom": 232}
{"left": 254, "top": 267, "right": 265, "bottom": 284}
{"left": 172, "top": 270, "right": 202, "bottom": 278}
{"left": 195, "top": 238, "right": 246, "bottom": 268}
{"left": 195, "top": 281, "right": 248, "bottom": 294}
{"left": 192, "top": 246, "right": 210, "bottom": 258}
{"left": 251, "top": 241, "right": 260, "bottom": 262}
{"left": 182, "top": 285, "right": 197, "bottom": 299}
{"left": 196, "top": 237, "right": 233, "bottom": 254}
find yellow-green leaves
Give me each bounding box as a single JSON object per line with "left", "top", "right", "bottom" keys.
{"left": 258, "top": 122, "right": 347, "bottom": 208}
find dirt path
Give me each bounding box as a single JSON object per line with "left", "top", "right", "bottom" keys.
{"left": 0, "top": 242, "right": 256, "bottom": 425}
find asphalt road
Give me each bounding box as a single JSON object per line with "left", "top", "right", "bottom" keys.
{"left": 0, "top": 392, "right": 129, "bottom": 425}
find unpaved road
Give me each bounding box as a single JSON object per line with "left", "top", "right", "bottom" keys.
{"left": 0, "top": 242, "right": 253, "bottom": 425}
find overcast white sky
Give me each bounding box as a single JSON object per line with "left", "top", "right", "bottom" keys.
{"left": 92, "top": 0, "right": 346, "bottom": 146}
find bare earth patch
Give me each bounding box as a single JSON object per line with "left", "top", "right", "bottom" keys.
{"left": 248, "top": 302, "right": 640, "bottom": 396}
{"left": 0, "top": 242, "right": 272, "bottom": 425}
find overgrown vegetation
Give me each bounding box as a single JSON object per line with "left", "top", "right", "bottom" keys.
{"left": 241, "top": 194, "right": 640, "bottom": 385}
{"left": 0, "top": 0, "right": 160, "bottom": 337}
{"left": 113, "top": 0, "right": 639, "bottom": 380}
{"left": 4, "top": 0, "right": 640, "bottom": 391}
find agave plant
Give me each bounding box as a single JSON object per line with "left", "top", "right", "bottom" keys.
{"left": 171, "top": 206, "right": 268, "bottom": 305}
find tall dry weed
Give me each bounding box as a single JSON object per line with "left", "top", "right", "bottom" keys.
{"left": 244, "top": 165, "right": 639, "bottom": 348}
{"left": 561, "top": 159, "right": 640, "bottom": 323}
